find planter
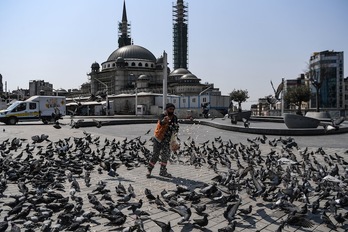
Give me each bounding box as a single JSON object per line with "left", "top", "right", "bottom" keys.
{"left": 283, "top": 113, "right": 320, "bottom": 129}
{"left": 229, "top": 110, "right": 252, "bottom": 123}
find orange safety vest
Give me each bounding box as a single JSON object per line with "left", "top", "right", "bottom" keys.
{"left": 154, "top": 114, "right": 175, "bottom": 142}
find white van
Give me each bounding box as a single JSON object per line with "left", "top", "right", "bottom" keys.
{"left": 0, "top": 96, "right": 66, "bottom": 125}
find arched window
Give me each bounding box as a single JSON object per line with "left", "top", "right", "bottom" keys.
{"left": 138, "top": 63, "right": 143, "bottom": 67}
{"left": 131, "top": 62, "right": 136, "bottom": 66}
{"left": 145, "top": 63, "right": 148, "bottom": 67}
{"left": 125, "top": 62, "right": 129, "bottom": 66}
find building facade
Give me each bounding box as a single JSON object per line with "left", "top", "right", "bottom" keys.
{"left": 308, "top": 50, "right": 345, "bottom": 111}
{"left": 29, "top": 80, "right": 54, "bottom": 96}
{"left": 345, "top": 77, "right": 348, "bottom": 110}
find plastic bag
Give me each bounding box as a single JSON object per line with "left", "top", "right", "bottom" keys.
{"left": 170, "top": 133, "right": 180, "bottom": 152}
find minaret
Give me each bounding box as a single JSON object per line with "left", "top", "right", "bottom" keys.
{"left": 118, "top": 0, "right": 132, "bottom": 48}
{"left": 173, "top": 0, "right": 188, "bottom": 70}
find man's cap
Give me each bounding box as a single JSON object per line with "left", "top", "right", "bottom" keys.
{"left": 165, "top": 103, "right": 175, "bottom": 109}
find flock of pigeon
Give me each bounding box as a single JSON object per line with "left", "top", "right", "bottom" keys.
{"left": 0, "top": 122, "right": 347, "bottom": 232}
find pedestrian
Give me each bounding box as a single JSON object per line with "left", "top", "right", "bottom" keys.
{"left": 147, "top": 103, "right": 179, "bottom": 178}
{"left": 52, "top": 106, "right": 61, "bottom": 123}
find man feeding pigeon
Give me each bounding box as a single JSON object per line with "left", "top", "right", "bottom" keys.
{"left": 147, "top": 103, "right": 179, "bottom": 178}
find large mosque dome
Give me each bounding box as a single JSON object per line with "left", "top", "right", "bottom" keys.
{"left": 107, "top": 45, "right": 156, "bottom": 62}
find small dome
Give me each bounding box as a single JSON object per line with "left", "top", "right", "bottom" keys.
{"left": 180, "top": 73, "right": 199, "bottom": 80}
{"left": 91, "top": 62, "right": 100, "bottom": 69}
{"left": 138, "top": 74, "right": 149, "bottom": 81}
{"left": 107, "top": 45, "right": 156, "bottom": 62}
{"left": 170, "top": 68, "right": 191, "bottom": 76}
{"left": 55, "top": 88, "right": 68, "bottom": 93}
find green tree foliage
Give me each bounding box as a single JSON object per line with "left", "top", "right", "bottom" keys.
{"left": 229, "top": 89, "right": 249, "bottom": 112}
{"left": 283, "top": 85, "right": 311, "bottom": 115}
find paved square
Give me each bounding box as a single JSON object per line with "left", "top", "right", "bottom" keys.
{"left": 0, "top": 118, "right": 347, "bottom": 231}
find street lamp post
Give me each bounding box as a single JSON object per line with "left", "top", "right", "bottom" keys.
{"left": 135, "top": 85, "right": 138, "bottom": 116}
{"left": 130, "top": 74, "right": 138, "bottom": 116}
{"left": 281, "top": 78, "right": 284, "bottom": 116}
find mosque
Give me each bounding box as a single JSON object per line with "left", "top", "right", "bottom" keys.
{"left": 82, "top": 0, "right": 229, "bottom": 117}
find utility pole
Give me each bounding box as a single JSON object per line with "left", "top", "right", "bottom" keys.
{"left": 162, "top": 51, "right": 167, "bottom": 109}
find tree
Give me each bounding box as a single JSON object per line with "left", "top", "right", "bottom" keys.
{"left": 283, "top": 85, "right": 311, "bottom": 115}
{"left": 229, "top": 89, "right": 249, "bottom": 112}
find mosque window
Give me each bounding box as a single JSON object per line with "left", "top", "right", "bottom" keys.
{"left": 107, "top": 64, "right": 110, "bottom": 68}
{"left": 145, "top": 63, "right": 148, "bottom": 67}
{"left": 151, "top": 64, "right": 154, "bottom": 68}
{"left": 131, "top": 62, "right": 136, "bottom": 66}
{"left": 125, "top": 63, "right": 129, "bottom": 66}
{"left": 113, "top": 63, "right": 115, "bottom": 67}
{"left": 138, "top": 63, "right": 142, "bottom": 67}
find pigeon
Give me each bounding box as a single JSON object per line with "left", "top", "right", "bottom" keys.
{"left": 169, "top": 205, "right": 192, "bottom": 224}
{"left": 104, "top": 214, "right": 127, "bottom": 226}
{"left": 242, "top": 118, "right": 250, "bottom": 128}
{"left": 218, "top": 221, "right": 236, "bottom": 232}
{"left": 238, "top": 205, "right": 252, "bottom": 216}
{"left": 115, "top": 181, "right": 127, "bottom": 196}
{"left": 145, "top": 188, "right": 156, "bottom": 201}
{"left": 53, "top": 121, "right": 62, "bottom": 129}
{"left": 221, "top": 114, "right": 229, "bottom": 120}
{"left": 108, "top": 168, "right": 118, "bottom": 177}
{"left": 10, "top": 222, "right": 21, "bottom": 232}
{"left": 191, "top": 203, "right": 206, "bottom": 215}
{"left": 332, "top": 116, "right": 345, "bottom": 126}
{"left": 0, "top": 217, "right": 8, "bottom": 232}
{"left": 323, "top": 124, "right": 339, "bottom": 132}
{"left": 128, "top": 184, "right": 135, "bottom": 196}
{"left": 285, "top": 211, "right": 314, "bottom": 228}
{"left": 127, "top": 199, "right": 143, "bottom": 212}
{"left": 224, "top": 198, "right": 241, "bottom": 223}
{"left": 334, "top": 213, "right": 345, "bottom": 226}
{"left": 193, "top": 214, "right": 209, "bottom": 228}
{"left": 275, "top": 220, "right": 286, "bottom": 232}
{"left": 117, "top": 193, "right": 133, "bottom": 203}
{"left": 176, "top": 184, "right": 190, "bottom": 194}
{"left": 93, "top": 119, "right": 103, "bottom": 128}
{"left": 152, "top": 219, "right": 173, "bottom": 232}
{"left": 155, "top": 195, "right": 166, "bottom": 208}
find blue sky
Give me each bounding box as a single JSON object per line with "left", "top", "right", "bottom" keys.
{"left": 1, "top": 0, "right": 347, "bottom": 109}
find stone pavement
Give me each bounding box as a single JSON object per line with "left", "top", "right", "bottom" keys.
{"left": 0, "top": 118, "right": 347, "bottom": 231}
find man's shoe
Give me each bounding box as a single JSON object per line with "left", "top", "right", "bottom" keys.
{"left": 146, "top": 167, "right": 153, "bottom": 178}
{"left": 159, "top": 168, "right": 172, "bottom": 178}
